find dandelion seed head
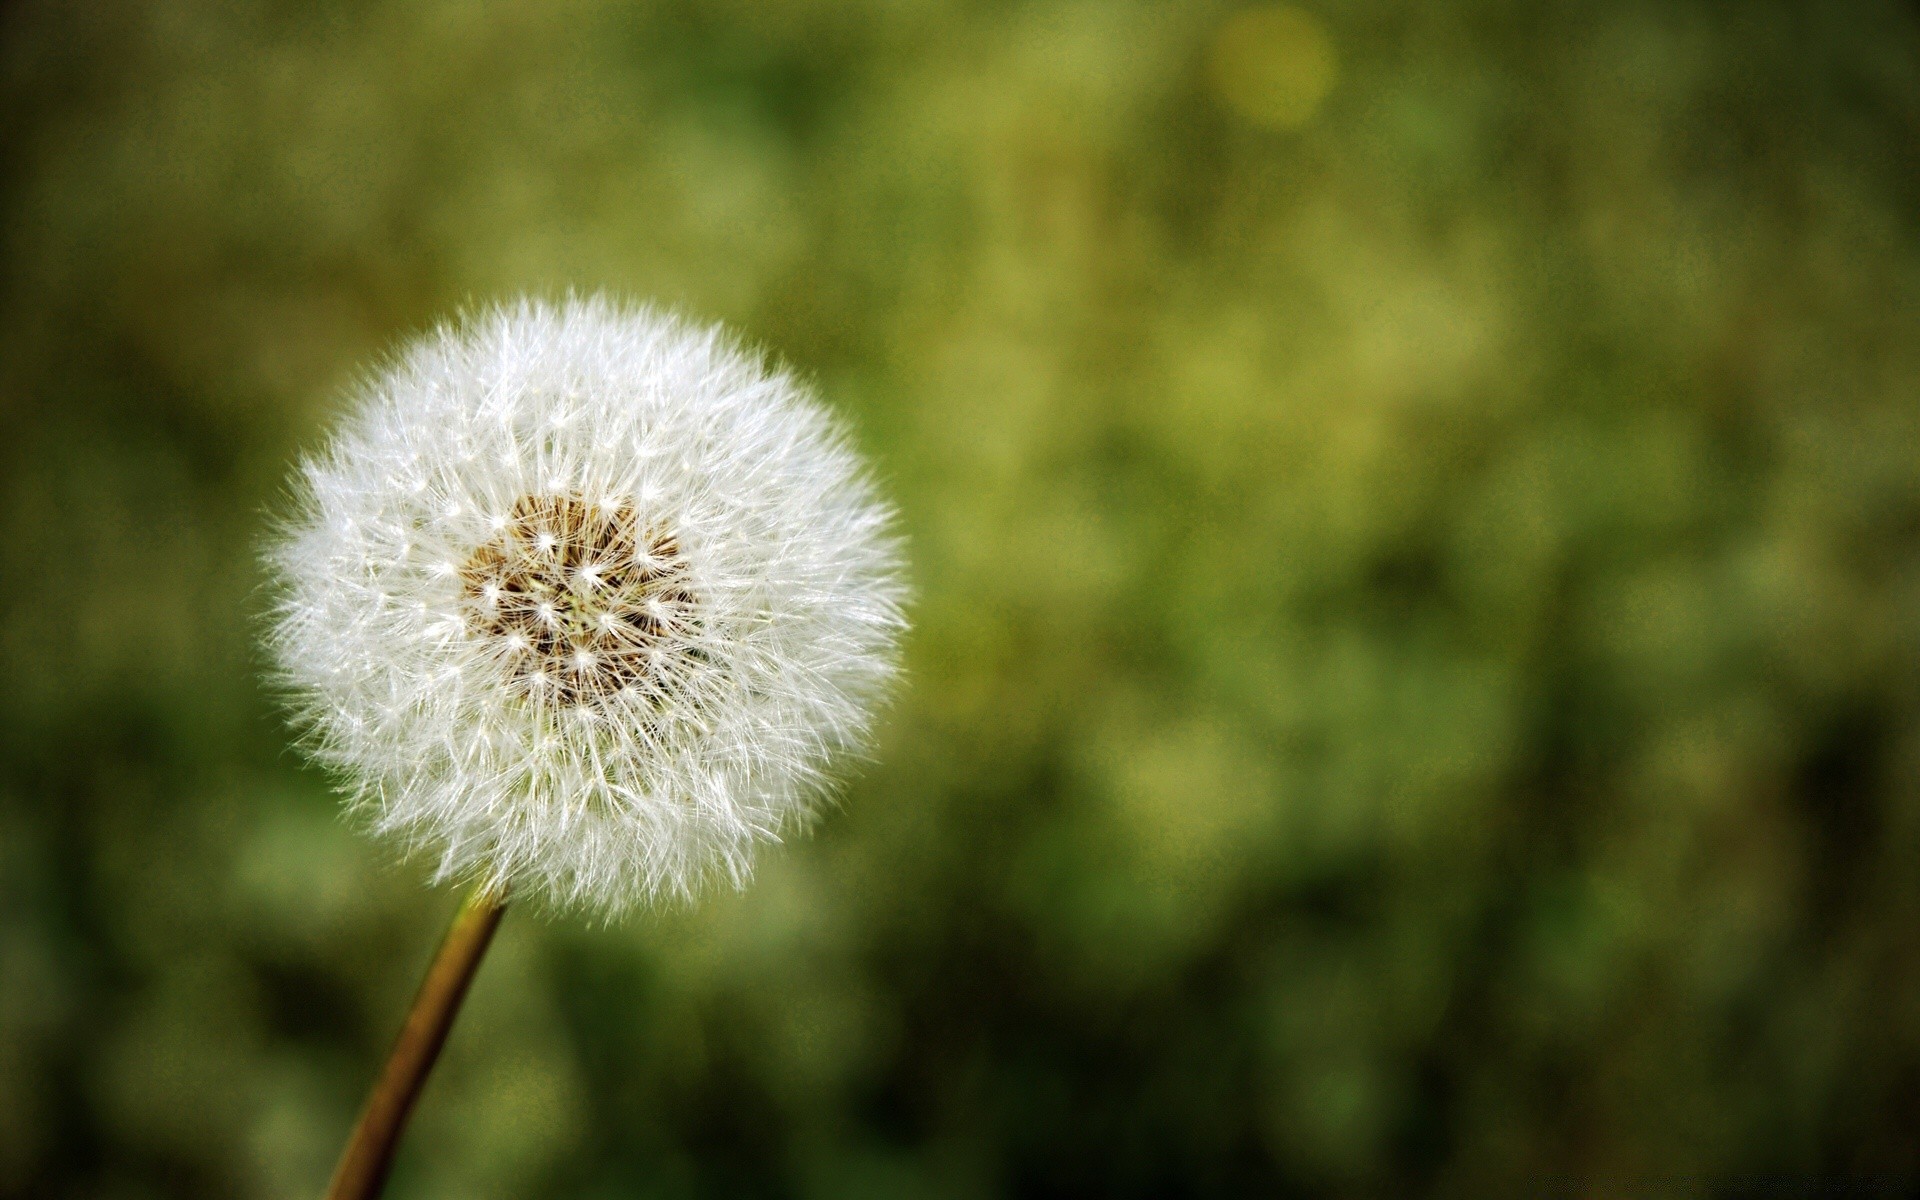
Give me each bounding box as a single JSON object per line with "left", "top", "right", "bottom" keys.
{"left": 267, "top": 296, "right": 908, "bottom": 913}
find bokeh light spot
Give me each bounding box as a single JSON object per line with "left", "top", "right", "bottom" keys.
{"left": 1208, "top": 5, "right": 1339, "bottom": 129}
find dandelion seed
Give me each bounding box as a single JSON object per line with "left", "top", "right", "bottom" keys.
{"left": 268, "top": 295, "right": 908, "bottom": 914}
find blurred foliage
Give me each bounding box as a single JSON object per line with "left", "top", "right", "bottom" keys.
{"left": 5, "top": 0, "right": 1920, "bottom": 1195}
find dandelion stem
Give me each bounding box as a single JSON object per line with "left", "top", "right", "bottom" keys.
{"left": 323, "top": 886, "right": 508, "bottom": 1200}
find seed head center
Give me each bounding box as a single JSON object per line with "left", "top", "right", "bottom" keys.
{"left": 460, "top": 494, "right": 695, "bottom": 706}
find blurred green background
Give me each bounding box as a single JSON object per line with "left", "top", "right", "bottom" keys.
{"left": 5, "top": 1, "right": 1920, "bottom": 1195}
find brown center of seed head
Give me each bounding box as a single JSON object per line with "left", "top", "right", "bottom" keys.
{"left": 459, "top": 494, "right": 697, "bottom": 707}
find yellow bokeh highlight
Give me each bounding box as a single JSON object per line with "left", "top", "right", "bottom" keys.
{"left": 1209, "top": 5, "right": 1339, "bottom": 129}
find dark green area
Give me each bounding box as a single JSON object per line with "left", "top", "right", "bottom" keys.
{"left": 5, "top": 1, "right": 1920, "bottom": 1195}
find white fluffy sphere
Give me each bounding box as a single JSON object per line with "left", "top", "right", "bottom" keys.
{"left": 269, "top": 296, "right": 907, "bottom": 912}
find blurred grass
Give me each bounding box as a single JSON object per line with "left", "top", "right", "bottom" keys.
{"left": 5, "top": 0, "right": 1920, "bottom": 1195}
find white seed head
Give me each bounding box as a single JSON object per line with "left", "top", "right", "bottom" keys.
{"left": 268, "top": 296, "right": 907, "bottom": 913}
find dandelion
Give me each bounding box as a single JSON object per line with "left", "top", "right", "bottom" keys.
{"left": 269, "top": 296, "right": 906, "bottom": 1198}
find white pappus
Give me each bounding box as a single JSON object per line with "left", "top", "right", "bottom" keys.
{"left": 268, "top": 296, "right": 908, "bottom": 913}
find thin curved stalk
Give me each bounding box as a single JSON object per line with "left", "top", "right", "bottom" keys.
{"left": 323, "top": 887, "right": 508, "bottom": 1200}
